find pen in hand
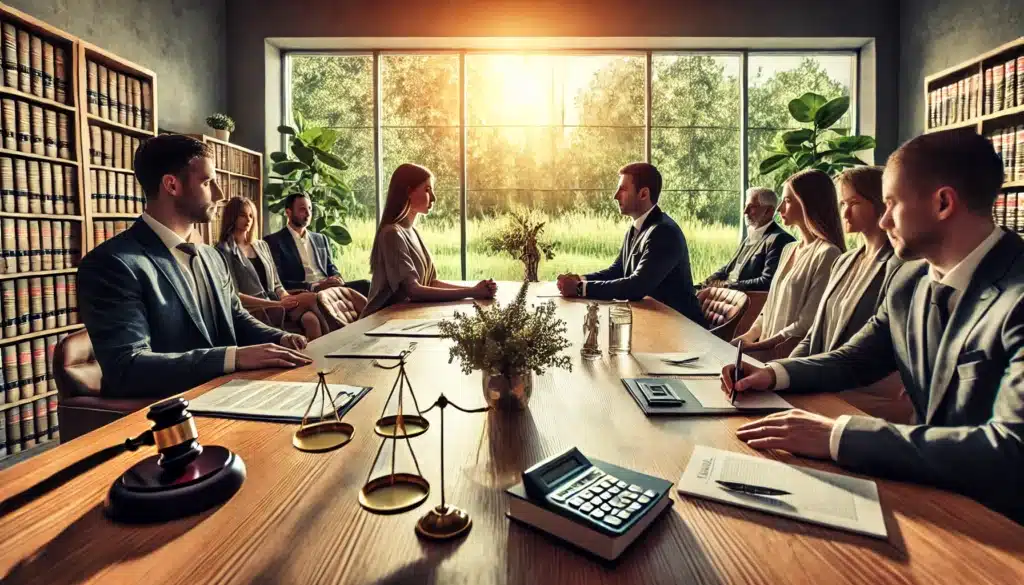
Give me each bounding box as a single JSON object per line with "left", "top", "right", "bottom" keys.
{"left": 730, "top": 340, "right": 743, "bottom": 406}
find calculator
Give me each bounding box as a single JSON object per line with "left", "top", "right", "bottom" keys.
{"left": 522, "top": 447, "right": 670, "bottom": 536}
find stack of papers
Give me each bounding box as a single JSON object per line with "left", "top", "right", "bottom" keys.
{"left": 365, "top": 319, "right": 443, "bottom": 337}
{"left": 188, "top": 379, "right": 370, "bottom": 423}
{"left": 677, "top": 445, "right": 887, "bottom": 539}
{"left": 326, "top": 337, "right": 417, "bottom": 359}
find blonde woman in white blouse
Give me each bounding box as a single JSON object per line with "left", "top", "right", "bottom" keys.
{"left": 732, "top": 169, "right": 845, "bottom": 357}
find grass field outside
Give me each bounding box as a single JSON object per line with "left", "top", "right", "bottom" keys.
{"left": 332, "top": 212, "right": 740, "bottom": 285}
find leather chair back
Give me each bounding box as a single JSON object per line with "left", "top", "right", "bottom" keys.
{"left": 697, "top": 287, "right": 749, "bottom": 341}
{"left": 317, "top": 286, "right": 368, "bottom": 330}
{"left": 54, "top": 329, "right": 150, "bottom": 441}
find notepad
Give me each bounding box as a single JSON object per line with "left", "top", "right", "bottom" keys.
{"left": 326, "top": 337, "right": 417, "bottom": 359}
{"left": 632, "top": 352, "right": 725, "bottom": 376}
{"left": 188, "top": 379, "right": 370, "bottom": 423}
{"left": 365, "top": 319, "right": 443, "bottom": 337}
{"left": 677, "top": 446, "right": 887, "bottom": 539}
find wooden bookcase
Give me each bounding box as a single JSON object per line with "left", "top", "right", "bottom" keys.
{"left": 924, "top": 36, "right": 1024, "bottom": 232}
{"left": 189, "top": 134, "right": 263, "bottom": 246}
{"left": 0, "top": 1, "right": 158, "bottom": 462}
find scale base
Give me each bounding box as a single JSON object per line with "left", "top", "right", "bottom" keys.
{"left": 416, "top": 504, "right": 472, "bottom": 540}
{"left": 105, "top": 445, "right": 245, "bottom": 524}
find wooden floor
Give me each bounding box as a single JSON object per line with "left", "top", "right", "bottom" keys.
{"left": 1, "top": 282, "right": 1022, "bottom": 584}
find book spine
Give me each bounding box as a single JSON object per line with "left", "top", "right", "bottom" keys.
{"left": 62, "top": 164, "right": 75, "bottom": 214}
{"left": 54, "top": 275, "right": 66, "bottom": 327}
{"left": 106, "top": 170, "right": 116, "bottom": 214}
{"left": 29, "top": 35, "right": 42, "bottom": 97}
{"left": 13, "top": 158, "right": 26, "bottom": 213}
{"left": 40, "top": 218, "right": 52, "bottom": 271}
{"left": 34, "top": 398, "right": 48, "bottom": 444}
{"left": 20, "top": 403, "right": 34, "bottom": 449}
{"left": 41, "top": 162, "right": 53, "bottom": 215}
{"left": 89, "top": 169, "right": 98, "bottom": 212}
{"left": 117, "top": 73, "right": 127, "bottom": 125}
{"left": 87, "top": 60, "right": 98, "bottom": 115}
{"left": 102, "top": 129, "right": 113, "bottom": 168}
{"left": 66, "top": 273, "right": 77, "bottom": 324}
{"left": 973, "top": 73, "right": 982, "bottom": 119}
{"left": 1008, "top": 191, "right": 1019, "bottom": 233}
{"left": 54, "top": 46, "right": 67, "bottom": 104}
{"left": 42, "top": 275, "right": 55, "bottom": 330}
{"left": 131, "top": 79, "right": 141, "bottom": 129}
{"left": 122, "top": 133, "right": 132, "bottom": 169}
{"left": 97, "top": 64, "right": 109, "bottom": 119}
{"left": 47, "top": 393, "right": 58, "bottom": 441}
{"left": 28, "top": 275, "right": 42, "bottom": 332}
{"left": 0, "top": 98, "right": 12, "bottom": 150}
{"left": 957, "top": 79, "right": 967, "bottom": 122}
{"left": 42, "top": 41, "right": 54, "bottom": 101}
{"left": 1018, "top": 57, "right": 1024, "bottom": 111}
{"left": 985, "top": 67, "right": 995, "bottom": 114}
{"left": 89, "top": 125, "right": 101, "bottom": 166}
{"left": 96, "top": 169, "right": 107, "bottom": 213}
{"left": 1005, "top": 128, "right": 1017, "bottom": 183}
{"left": 0, "top": 280, "right": 13, "bottom": 337}
{"left": 27, "top": 219, "right": 40, "bottom": 274}
{"left": 0, "top": 407, "right": 6, "bottom": 457}
{"left": 1, "top": 24, "right": 16, "bottom": 88}
{"left": 16, "top": 100, "right": 29, "bottom": 153}
{"left": 52, "top": 220, "right": 64, "bottom": 270}
{"left": 1006, "top": 59, "right": 1018, "bottom": 110}
{"left": 53, "top": 164, "right": 65, "bottom": 215}
{"left": 2, "top": 344, "right": 19, "bottom": 401}
{"left": 44, "top": 335, "right": 57, "bottom": 393}
{"left": 15, "top": 218, "right": 28, "bottom": 273}
{"left": 0, "top": 156, "right": 12, "bottom": 213}
{"left": 116, "top": 173, "right": 126, "bottom": 213}
{"left": 14, "top": 277, "right": 28, "bottom": 334}
{"left": 30, "top": 104, "right": 43, "bottom": 155}
{"left": 27, "top": 160, "right": 40, "bottom": 214}
{"left": 16, "top": 340, "right": 31, "bottom": 398}
{"left": 994, "top": 192, "right": 1007, "bottom": 228}
{"left": 6, "top": 408, "right": 20, "bottom": 454}
{"left": 64, "top": 220, "right": 77, "bottom": 268}
{"left": 57, "top": 112, "right": 70, "bottom": 160}
{"left": 31, "top": 337, "right": 45, "bottom": 397}
{"left": 994, "top": 64, "right": 1006, "bottom": 113}
{"left": 1017, "top": 124, "right": 1024, "bottom": 182}
{"left": 16, "top": 29, "right": 28, "bottom": 93}
{"left": 107, "top": 68, "right": 117, "bottom": 122}
{"left": 142, "top": 81, "right": 152, "bottom": 130}
{"left": 113, "top": 132, "right": 123, "bottom": 168}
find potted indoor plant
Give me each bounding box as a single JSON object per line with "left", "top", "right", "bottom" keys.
{"left": 206, "top": 113, "right": 235, "bottom": 141}
{"left": 438, "top": 281, "right": 572, "bottom": 411}
{"left": 484, "top": 209, "right": 557, "bottom": 282}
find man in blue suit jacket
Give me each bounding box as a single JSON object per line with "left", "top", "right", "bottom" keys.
{"left": 264, "top": 193, "right": 370, "bottom": 296}
{"left": 78, "top": 135, "right": 312, "bottom": 399}
{"left": 556, "top": 162, "right": 706, "bottom": 327}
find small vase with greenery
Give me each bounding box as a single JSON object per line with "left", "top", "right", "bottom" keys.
{"left": 438, "top": 281, "right": 572, "bottom": 411}
{"left": 484, "top": 209, "right": 557, "bottom": 282}
{"left": 206, "top": 113, "right": 235, "bottom": 141}
{"left": 757, "top": 92, "right": 877, "bottom": 192}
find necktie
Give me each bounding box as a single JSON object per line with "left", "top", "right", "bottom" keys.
{"left": 924, "top": 281, "right": 955, "bottom": 385}
{"left": 176, "top": 243, "right": 218, "bottom": 340}
{"left": 626, "top": 227, "right": 639, "bottom": 269}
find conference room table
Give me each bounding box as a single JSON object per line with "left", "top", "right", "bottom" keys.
{"left": 1, "top": 282, "right": 1023, "bottom": 584}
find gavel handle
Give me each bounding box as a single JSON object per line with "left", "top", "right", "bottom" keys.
{"left": 0, "top": 430, "right": 154, "bottom": 519}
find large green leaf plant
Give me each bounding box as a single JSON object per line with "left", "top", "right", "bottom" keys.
{"left": 758, "top": 92, "right": 877, "bottom": 192}
{"left": 265, "top": 112, "right": 359, "bottom": 251}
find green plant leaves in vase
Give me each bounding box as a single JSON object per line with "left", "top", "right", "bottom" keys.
{"left": 484, "top": 208, "right": 558, "bottom": 282}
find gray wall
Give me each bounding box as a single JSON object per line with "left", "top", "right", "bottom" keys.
{"left": 225, "top": 0, "right": 900, "bottom": 159}
{"left": 7, "top": 0, "right": 227, "bottom": 134}
{"left": 899, "top": 0, "right": 1024, "bottom": 142}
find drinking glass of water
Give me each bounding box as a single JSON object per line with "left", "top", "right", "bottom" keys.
{"left": 608, "top": 301, "right": 632, "bottom": 355}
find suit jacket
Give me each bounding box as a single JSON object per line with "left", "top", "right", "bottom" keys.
{"left": 77, "top": 220, "right": 287, "bottom": 399}
{"left": 216, "top": 239, "right": 285, "bottom": 301}
{"left": 706, "top": 222, "right": 795, "bottom": 291}
{"left": 584, "top": 207, "right": 706, "bottom": 327}
{"left": 776, "top": 230, "right": 1024, "bottom": 524}
{"left": 264, "top": 227, "right": 341, "bottom": 291}
{"left": 791, "top": 244, "right": 899, "bottom": 358}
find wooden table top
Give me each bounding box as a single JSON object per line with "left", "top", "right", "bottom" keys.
{"left": 2, "top": 282, "right": 1023, "bottom": 584}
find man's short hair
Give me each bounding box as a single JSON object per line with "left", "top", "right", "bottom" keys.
{"left": 887, "top": 129, "right": 1004, "bottom": 214}
{"left": 619, "top": 162, "right": 663, "bottom": 204}
{"left": 748, "top": 187, "right": 778, "bottom": 209}
{"left": 133, "top": 134, "right": 212, "bottom": 201}
{"left": 284, "top": 192, "right": 311, "bottom": 211}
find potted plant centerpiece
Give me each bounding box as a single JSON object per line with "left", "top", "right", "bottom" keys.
{"left": 484, "top": 209, "right": 557, "bottom": 283}
{"left": 438, "top": 281, "right": 572, "bottom": 411}
{"left": 206, "top": 113, "right": 235, "bottom": 141}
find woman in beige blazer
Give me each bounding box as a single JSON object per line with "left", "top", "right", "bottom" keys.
{"left": 732, "top": 169, "right": 845, "bottom": 357}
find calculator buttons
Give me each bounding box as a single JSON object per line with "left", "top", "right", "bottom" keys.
{"left": 568, "top": 497, "right": 584, "bottom": 508}
{"left": 604, "top": 516, "right": 622, "bottom": 527}
{"left": 590, "top": 497, "right": 603, "bottom": 507}
{"left": 637, "top": 496, "right": 651, "bottom": 505}
{"left": 580, "top": 503, "right": 594, "bottom": 513}
{"left": 628, "top": 485, "right": 642, "bottom": 493}
{"left": 643, "top": 490, "right": 657, "bottom": 498}
{"left": 627, "top": 503, "right": 642, "bottom": 512}
{"left": 599, "top": 492, "right": 613, "bottom": 501}
{"left": 616, "top": 510, "right": 631, "bottom": 520}
{"left": 608, "top": 486, "right": 621, "bottom": 495}
{"left": 579, "top": 490, "right": 594, "bottom": 500}
{"left": 550, "top": 492, "right": 568, "bottom": 502}
{"left": 590, "top": 509, "right": 605, "bottom": 519}
{"left": 600, "top": 503, "right": 611, "bottom": 512}
{"left": 609, "top": 498, "right": 625, "bottom": 508}
{"left": 623, "top": 492, "right": 637, "bottom": 501}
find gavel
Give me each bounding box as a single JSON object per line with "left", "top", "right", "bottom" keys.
{"left": 1, "top": 397, "right": 246, "bottom": 524}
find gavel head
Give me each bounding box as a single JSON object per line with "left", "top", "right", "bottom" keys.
{"left": 147, "top": 397, "right": 203, "bottom": 472}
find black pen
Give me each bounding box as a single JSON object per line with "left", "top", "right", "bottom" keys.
{"left": 730, "top": 340, "right": 743, "bottom": 406}
{"left": 717, "top": 480, "right": 791, "bottom": 497}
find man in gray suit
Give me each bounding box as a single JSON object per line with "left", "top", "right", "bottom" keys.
{"left": 78, "top": 135, "right": 311, "bottom": 399}
{"left": 722, "top": 130, "right": 1024, "bottom": 524}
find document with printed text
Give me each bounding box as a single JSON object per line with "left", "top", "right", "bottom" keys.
{"left": 188, "top": 379, "right": 370, "bottom": 423}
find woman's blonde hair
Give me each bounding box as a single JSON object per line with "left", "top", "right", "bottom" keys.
{"left": 835, "top": 166, "right": 885, "bottom": 217}
{"left": 218, "top": 196, "right": 258, "bottom": 246}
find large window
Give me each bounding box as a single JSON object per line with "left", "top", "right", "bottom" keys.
{"left": 286, "top": 50, "right": 857, "bottom": 283}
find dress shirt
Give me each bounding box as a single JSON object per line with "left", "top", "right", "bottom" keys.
{"left": 768, "top": 226, "right": 1003, "bottom": 460}
{"left": 727, "top": 221, "right": 773, "bottom": 281}
{"left": 581, "top": 205, "right": 658, "bottom": 297}
{"left": 288, "top": 224, "right": 327, "bottom": 284}
{"left": 141, "top": 214, "right": 236, "bottom": 373}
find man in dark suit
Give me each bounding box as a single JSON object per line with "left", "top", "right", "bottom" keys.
{"left": 264, "top": 193, "right": 370, "bottom": 296}
{"left": 78, "top": 135, "right": 312, "bottom": 399}
{"left": 556, "top": 162, "right": 705, "bottom": 327}
{"left": 702, "top": 187, "right": 795, "bottom": 291}
{"left": 723, "top": 130, "right": 1024, "bottom": 524}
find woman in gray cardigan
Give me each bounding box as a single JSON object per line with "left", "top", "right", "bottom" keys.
{"left": 216, "top": 196, "right": 325, "bottom": 339}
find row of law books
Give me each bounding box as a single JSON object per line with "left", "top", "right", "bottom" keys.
{"left": 89, "top": 127, "right": 142, "bottom": 170}
{"left": 929, "top": 73, "right": 982, "bottom": 128}
{"left": 993, "top": 191, "right": 1024, "bottom": 231}
{"left": 89, "top": 169, "right": 144, "bottom": 214}
{"left": 93, "top": 220, "right": 131, "bottom": 247}
{"left": 0, "top": 274, "right": 78, "bottom": 341}
{"left": 86, "top": 60, "right": 152, "bottom": 130}
{"left": 1, "top": 98, "right": 73, "bottom": 160}
{"left": 0, "top": 218, "right": 80, "bottom": 275}
{"left": 210, "top": 142, "right": 260, "bottom": 177}
{"left": 985, "top": 56, "right": 1024, "bottom": 115}
{"left": 987, "top": 125, "right": 1024, "bottom": 183}
{"left": 0, "top": 156, "right": 78, "bottom": 215}
{"left": 223, "top": 175, "right": 259, "bottom": 200}
{"left": 0, "top": 23, "right": 70, "bottom": 104}
{"left": 0, "top": 334, "right": 63, "bottom": 455}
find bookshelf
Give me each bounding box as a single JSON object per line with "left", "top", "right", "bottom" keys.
{"left": 924, "top": 36, "right": 1024, "bottom": 233}
{"left": 0, "top": 2, "right": 88, "bottom": 458}
{"left": 189, "top": 134, "right": 263, "bottom": 246}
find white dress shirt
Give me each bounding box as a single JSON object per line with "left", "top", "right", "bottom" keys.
{"left": 288, "top": 224, "right": 327, "bottom": 284}
{"left": 581, "top": 205, "right": 657, "bottom": 297}
{"left": 769, "top": 226, "right": 1003, "bottom": 461}
{"left": 141, "top": 213, "right": 236, "bottom": 373}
